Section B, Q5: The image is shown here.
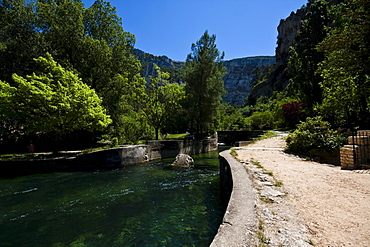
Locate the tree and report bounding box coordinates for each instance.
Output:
[134,66,185,140]
[317,0,370,128]
[287,0,330,114]
[0,0,45,83]
[0,53,111,145]
[182,31,226,137]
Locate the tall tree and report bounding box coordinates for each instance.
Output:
[287,0,330,114]
[182,31,226,137]
[317,0,370,127]
[0,54,111,143]
[134,66,185,140]
[0,0,44,83]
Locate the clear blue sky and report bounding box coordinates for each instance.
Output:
[82,0,307,61]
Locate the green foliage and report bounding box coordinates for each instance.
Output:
[0,53,111,137]
[110,137,119,147]
[230,149,238,157]
[165,133,190,140]
[244,91,301,130]
[287,0,330,114]
[0,0,44,82]
[182,30,227,136]
[317,0,370,128]
[285,116,347,154]
[133,66,185,140]
[258,131,278,141]
[245,111,274,130]
[217,102,250,130]
[0,0,145,149]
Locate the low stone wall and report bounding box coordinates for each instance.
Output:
[147,138,218,160]
[210,150,257,247]
[1,145,150,177]
[1,138,218,177]
[218,130,264,146]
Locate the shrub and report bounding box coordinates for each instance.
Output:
[285,116,347,154]
[110,137,119,147]
[245,111,274,130]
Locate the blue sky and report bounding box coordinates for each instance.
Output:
[82,0,307,61]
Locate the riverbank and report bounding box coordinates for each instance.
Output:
[233,131,370,246]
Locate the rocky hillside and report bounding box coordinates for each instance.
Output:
[248,7,307,101]
[223,56,275,105]
[134,49,275,105]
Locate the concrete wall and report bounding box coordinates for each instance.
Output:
[217,130,264,146]
[147,138,218,160]
[1,138,217,177]
[210,150,257,246]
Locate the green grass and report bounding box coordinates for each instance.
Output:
[164,133,190,140]
[251,160,264,169]
[258,131,278,141]
[230,149,238,157]
[264,171,274,176]
[0,153,31,160]
[274,181,283,187]
[257,230,270,245]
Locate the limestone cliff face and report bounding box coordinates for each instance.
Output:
[222,57,275,105]
[133,49,275,105]
[248,7,307,100]
[133,49,183,80]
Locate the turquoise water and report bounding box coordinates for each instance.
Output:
[0,152,225,246]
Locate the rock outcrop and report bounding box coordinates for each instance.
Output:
[222,57,275,105]
[133,49,183,83]
[134,48,276,105]
[248,8,307,101]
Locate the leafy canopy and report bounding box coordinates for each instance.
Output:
[0,53,112,135]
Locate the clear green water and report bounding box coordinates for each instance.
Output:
[0,152,225,247]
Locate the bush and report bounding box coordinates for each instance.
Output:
[286,116,347,154]
[245,111,274,130]
[110,137,119,147]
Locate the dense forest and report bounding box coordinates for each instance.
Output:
[0,0,369,155]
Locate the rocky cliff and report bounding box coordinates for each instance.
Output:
[133,49,183,82]
[248,8,307,101]
[222,57,275,105]
[134,49,275,105]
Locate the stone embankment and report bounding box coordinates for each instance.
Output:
[1,138,217,178]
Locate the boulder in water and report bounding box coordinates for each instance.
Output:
[171,154,194,167]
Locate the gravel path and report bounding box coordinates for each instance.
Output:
[235,132,370,247]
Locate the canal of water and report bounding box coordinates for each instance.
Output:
[0,151,226,246]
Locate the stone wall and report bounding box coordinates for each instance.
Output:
[147,138,218,160]
[1,139,218,177]
[217,130,265,146]
[210,150,257,246]
[340,130,370,169]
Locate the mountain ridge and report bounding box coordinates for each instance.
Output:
[133,48,275,105]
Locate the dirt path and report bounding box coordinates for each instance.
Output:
[235,132,370,247]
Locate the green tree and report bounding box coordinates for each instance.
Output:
[317,0,370,127]
[0,0,44,83]
[134,66,185,140]
[287,0,330,114]
[0,54,111,145]
[182,31,226,137]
